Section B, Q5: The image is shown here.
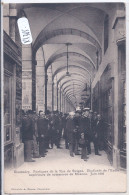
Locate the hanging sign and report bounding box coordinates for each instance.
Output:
[17,17,32,44]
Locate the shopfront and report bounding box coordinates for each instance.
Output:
[4,31,24,168]
[118,40,126,169]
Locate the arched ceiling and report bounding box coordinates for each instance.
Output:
[56,72,88,86]
[50,59,93,78]
[55,73,89,89]
[60,79,86,90]
[16,3,117,108]
[55,71,89,106]
[52,65,90,81]
[45,51,96,70]
[64,87,84,106]
[63,84,84,93]
[22,5,106,43]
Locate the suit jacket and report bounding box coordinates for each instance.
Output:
[81,116,90,133]
[66,118,76,143]
[94,119,104,138]
[22,116,34,141]
[37,117,48,138]
[73,116,81,129]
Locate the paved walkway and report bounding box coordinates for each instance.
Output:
[4,140,126,194]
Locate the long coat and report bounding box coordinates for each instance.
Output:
[37,117,48,139]
[66,117,76,144]
[22,116,34,141]
[73,116,81,129]
[80,116,90,133]
[63,116,68,138]
[93,119,104,140]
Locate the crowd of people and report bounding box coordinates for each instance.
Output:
[22,107,104,162]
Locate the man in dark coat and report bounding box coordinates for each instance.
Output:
[63,114,69,149]
[81,108,91,154]
[96,114,104,151]
[73,109,82,155]
[93,114,103,155]
[37,111,49,157]
[32,111,40,158]
[49,112,55,149]
[66,112,75,157]
[89,110,95,152]
[53,112,62,148]
[22,110,35,162]
[45,111,51,149]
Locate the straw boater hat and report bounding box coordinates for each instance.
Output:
[75,107,81,113]
[68,112,75,118]
[83,107,90,111]
[69,111,75,116]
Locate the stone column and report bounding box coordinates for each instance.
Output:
[22,45,32,111]
[58,86,60,112]
[36,47,45,113]
[54,82,57,111]
[45,69,48,114]
[66,98,69,113]
[3,4,10,34]
[47,66,52,112]
[64,94,66,113]
[62,93,64,113]
[57,84,59,111]
[112,10,125,168]
[60,87,62,112]
[9,4,17,42]
[52,82,54,112]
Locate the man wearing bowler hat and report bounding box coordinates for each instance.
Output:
[73,107,82,155]
[81,107,91,154]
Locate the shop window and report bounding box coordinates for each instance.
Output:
[118,41,126,168]
[101,87,113,145]
[122,81,126,149]
[118,42,126,150]
[104,15,109,53]
[4,75,12,144]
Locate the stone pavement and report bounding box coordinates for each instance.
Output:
[4,140,126,194]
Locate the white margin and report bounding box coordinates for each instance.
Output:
[1,2,4,195]
[1,1,129,195]
[1,0,128,3]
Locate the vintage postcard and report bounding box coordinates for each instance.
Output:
[1,0,127,194]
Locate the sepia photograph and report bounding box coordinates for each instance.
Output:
[1,1,127,194]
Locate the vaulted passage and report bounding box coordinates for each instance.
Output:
[3,2,126,184]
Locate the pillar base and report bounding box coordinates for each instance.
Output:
[113,145,120,169]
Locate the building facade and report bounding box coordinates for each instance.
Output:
[4,4,24,167]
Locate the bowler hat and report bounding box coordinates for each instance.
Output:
[83,107,90,111]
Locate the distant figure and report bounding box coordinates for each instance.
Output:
[93,112,97,121]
